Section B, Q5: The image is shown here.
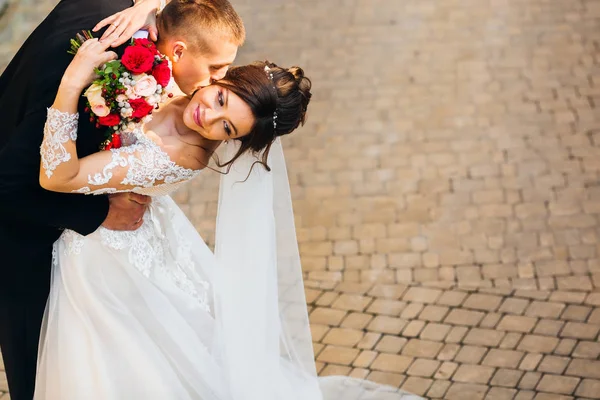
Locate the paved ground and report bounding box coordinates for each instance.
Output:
[1,0,600,398]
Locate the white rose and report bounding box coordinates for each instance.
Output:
[126,86,140,100]
[116,94,128,103]
[120,108,133,118]
[134,75,158,98]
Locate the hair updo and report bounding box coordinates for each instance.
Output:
[215,61,312,170]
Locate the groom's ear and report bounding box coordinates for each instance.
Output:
[172,41,188,63]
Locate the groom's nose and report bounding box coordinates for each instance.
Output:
[210,66,229,83]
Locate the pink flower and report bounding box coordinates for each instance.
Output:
[91,103,110,117]
[84,84,110,116]
[133,75,158,97]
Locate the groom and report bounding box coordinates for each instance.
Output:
[0,0,244,398]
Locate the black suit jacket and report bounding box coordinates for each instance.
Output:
[0,0,133,299]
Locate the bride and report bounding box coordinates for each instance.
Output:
[35,38,421,399]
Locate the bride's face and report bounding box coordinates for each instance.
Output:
[182,84,255,141]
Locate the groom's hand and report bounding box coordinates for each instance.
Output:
[102,193,151,231]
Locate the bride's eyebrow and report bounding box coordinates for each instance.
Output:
[225,89,239,137]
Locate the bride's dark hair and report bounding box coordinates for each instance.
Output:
[214,61,312,171]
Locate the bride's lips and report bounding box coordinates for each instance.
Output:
[194,106,204,129]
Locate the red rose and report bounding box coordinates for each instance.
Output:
[97,113,121,126]
[129,98,154,118]
[111,133,122,149]
[133,38,159,55]
[121,45,154,74]
[152,61,171,87]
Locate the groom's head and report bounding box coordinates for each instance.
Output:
[156,0,245,94]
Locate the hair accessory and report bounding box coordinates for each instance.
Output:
[264,65,278,130]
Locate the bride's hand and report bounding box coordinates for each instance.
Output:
[93,0,161,48]
[62,39,118,91]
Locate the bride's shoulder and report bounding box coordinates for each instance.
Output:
[151,133,209,172]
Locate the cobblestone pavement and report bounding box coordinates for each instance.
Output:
[1,0,600,398]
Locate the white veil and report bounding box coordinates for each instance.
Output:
[213,139,423,400]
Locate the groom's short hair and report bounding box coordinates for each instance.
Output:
[158,0,245,53]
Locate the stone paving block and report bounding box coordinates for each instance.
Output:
[561,305,592,322]
[366,316,406,335]
[486,387,518,400]
[491,368,524,388]
[520,354,544,371]
[322,328,364,347]
[453,364,496,384]
[464,328,506,347]
[575,379,600,399]
[434,361,458,380]
[520,372,543,390]
[437,291,468,307]
[400,303,424,320]
[497,315,538,333]
[370,354,413,374]
[525,301,566,319]
[463,293,504,312]
[316,345,360,366]
[483,349,525,369]
[419,322,452,342]
[499,332,522,350]
[445,309,486,326]
[406,359,440,378]
[536,374,580,395]
[426,380,451,399]
[572,341,600,359]
[402,287,442,304]
[554,339,577,357]
[480,313,503,329]
[352,350,378,368]
[418,305,450,322]
[537,355,571,375]
[518,335,560,354]
[366,371,405,388]
[310,307,347,326]
[401,339,444,359]
[445,382,488,400]
[455,345,489,365]
[499,298,531,315]
[356,332,382,350]
[444,326,469,343]
[566,359,600,379]
[374,335,406,354]
[340,312,373,330]
[331,294,373,312]
[401,377,433,396]
[534,319,566,336]
[560,322,600,340]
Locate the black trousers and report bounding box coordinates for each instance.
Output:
[0,236,52,400]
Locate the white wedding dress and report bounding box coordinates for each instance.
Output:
[35,114,422,400]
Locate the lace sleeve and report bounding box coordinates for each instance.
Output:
[40,108,79,178]
[75,138,198,195]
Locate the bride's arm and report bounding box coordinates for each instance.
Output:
[39,39,184,195]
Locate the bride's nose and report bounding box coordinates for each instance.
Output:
[204,108,223,126]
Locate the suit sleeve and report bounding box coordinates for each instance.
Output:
[0,109,109,236]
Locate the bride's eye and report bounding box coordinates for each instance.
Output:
[223,121,232,136]
[217,90,225,107]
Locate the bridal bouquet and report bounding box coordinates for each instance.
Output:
[70,31,173,150]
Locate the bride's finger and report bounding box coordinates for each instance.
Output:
[111,23,138,47]
[93,13,119,33]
